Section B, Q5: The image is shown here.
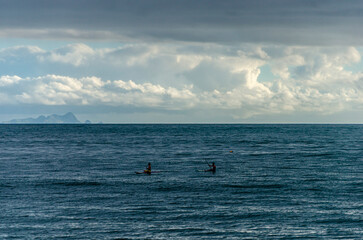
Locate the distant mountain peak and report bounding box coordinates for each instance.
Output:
[58,112,79,123]
[5,112,81,124]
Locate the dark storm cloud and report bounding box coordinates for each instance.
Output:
[1,0,363,44]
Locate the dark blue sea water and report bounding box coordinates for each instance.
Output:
[0,124,362,239]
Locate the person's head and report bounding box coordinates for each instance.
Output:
[148,162,151,165]
[212,162,215,165]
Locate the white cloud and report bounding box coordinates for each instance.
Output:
[40,43,96,66]
[0,43,362,121]
[0,74,196,109]
[0,75,22,86]
[113,79,196,108]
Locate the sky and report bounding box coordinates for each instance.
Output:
[1,0,363,123]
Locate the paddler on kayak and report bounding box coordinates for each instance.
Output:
[144,162,151,174]
[205,162,216,173]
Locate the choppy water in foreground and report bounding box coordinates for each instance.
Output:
[0,124,362,239]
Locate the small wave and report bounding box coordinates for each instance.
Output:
[156,185,199,192]
[302,152,334,157]
[224,184,284,189]
[0,183,15,189]
[53,181,103,186]
[306,187,324,192]
[33,180,104,187]
[303,178,326,182]
[315,218,363,224]
[174,152,193,156]
[156,186,179,192]
[164,227,205,233]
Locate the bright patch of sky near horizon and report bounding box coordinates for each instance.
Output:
[1,0,363,123]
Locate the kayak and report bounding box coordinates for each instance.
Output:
[196,169,216,172]
[135,171,161,174]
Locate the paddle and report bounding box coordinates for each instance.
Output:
[204,159,211,168]
[135,170,163,174]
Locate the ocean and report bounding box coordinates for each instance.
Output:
[0,124,362,239]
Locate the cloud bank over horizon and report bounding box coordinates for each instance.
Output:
[0,0,363,122]
[1,43,362,122]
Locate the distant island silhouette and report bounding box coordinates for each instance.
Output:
[4,112,90,124]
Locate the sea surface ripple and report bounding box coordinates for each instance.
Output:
[0,124,362,239]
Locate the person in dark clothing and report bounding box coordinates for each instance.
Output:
[206,162,216,173]
[144,162,151,174]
